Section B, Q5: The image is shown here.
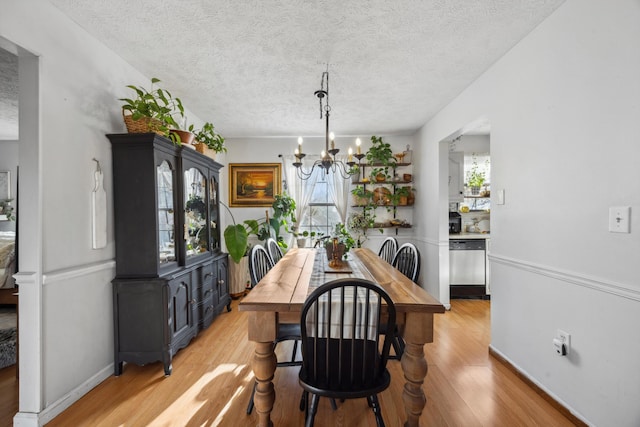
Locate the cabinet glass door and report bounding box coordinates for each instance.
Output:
[157,161,176,265]
[184,167,209,258]
[209,175,220,251]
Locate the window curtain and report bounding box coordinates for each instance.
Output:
[327,154,351,225]
[282,155,320,236]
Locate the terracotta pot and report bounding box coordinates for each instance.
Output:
[375,173,386,182]
[170,129,196,145]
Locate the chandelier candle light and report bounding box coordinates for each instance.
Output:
[293,70,365,180]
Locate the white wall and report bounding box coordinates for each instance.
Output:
[223,135,416,254]
[416,0,640,425]
[1,0,204,423]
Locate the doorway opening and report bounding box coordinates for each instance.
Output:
[0,35,42,425]
[439,117,491,308]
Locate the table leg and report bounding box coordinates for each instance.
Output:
[247,312,278,427]
[252,341,277,427]
[400,312,433,427]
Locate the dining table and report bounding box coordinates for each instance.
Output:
[238,247,445,427]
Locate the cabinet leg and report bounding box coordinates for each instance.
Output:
[114,361,123,376]
[163,351,173,376]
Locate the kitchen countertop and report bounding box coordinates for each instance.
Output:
[449,232,490,239]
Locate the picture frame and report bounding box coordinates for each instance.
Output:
[0,171,10,200]
[228,163,281,207]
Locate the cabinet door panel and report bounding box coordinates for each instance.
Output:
[169,273,193,337]
[184,166,209,258]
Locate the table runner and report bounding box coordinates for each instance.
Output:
[307,250,380,340]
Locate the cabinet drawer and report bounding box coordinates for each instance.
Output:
[200,301,216,329]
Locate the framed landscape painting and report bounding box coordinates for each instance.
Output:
[228,163,281,207]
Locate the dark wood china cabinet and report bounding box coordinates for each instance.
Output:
[108,133,230,376]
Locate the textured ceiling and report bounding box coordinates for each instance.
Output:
[4,0,566,139]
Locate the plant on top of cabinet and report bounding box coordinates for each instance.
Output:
[120,77,185,143]
[365,136,397,181]
[188,121,226,153]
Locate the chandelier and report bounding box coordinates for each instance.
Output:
[293,70,364,180]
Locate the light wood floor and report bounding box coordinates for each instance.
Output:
[0,299,577,426]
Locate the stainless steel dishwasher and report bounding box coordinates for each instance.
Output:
[449,239,487,298]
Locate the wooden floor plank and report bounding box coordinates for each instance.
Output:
[0,298,578,426]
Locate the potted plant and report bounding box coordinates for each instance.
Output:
[292,228,323,248]
[351,185,373,206]
[466,157,486,195]
[325,223,356,261]
[189,122,226,158]
[365,136,397,181]
[223,193,296,263]
[347,211,374,247]
[392,186,411,206]
[120,77,185,144]
[347,164,361,183]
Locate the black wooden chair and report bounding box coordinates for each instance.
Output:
[377,237,398,264]
[383,243,421,360]
[266,237,283,264]
[298,278,396,427]
[392,242,421,283]
[246,244,302,414]
[248,244,274,288]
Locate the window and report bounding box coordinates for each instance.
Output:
[463,153,491,211]
[298,174,341,241]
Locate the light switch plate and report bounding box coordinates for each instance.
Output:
[496,189,505,205]
[609,206,630,233]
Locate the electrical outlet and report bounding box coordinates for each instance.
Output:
[609,206,630,233]
[556,329,570,355]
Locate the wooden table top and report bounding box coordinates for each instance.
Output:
[239,247,444,314]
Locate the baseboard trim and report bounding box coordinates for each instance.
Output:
[37,364,113,425]
[488,346,588,427]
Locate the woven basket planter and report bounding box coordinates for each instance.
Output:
[122,113,165,136]
[195,142,217,160]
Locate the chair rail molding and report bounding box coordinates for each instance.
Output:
[489,253,640,302]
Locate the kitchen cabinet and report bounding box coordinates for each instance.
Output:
[448,151,464,202]
[108,133,230,376]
